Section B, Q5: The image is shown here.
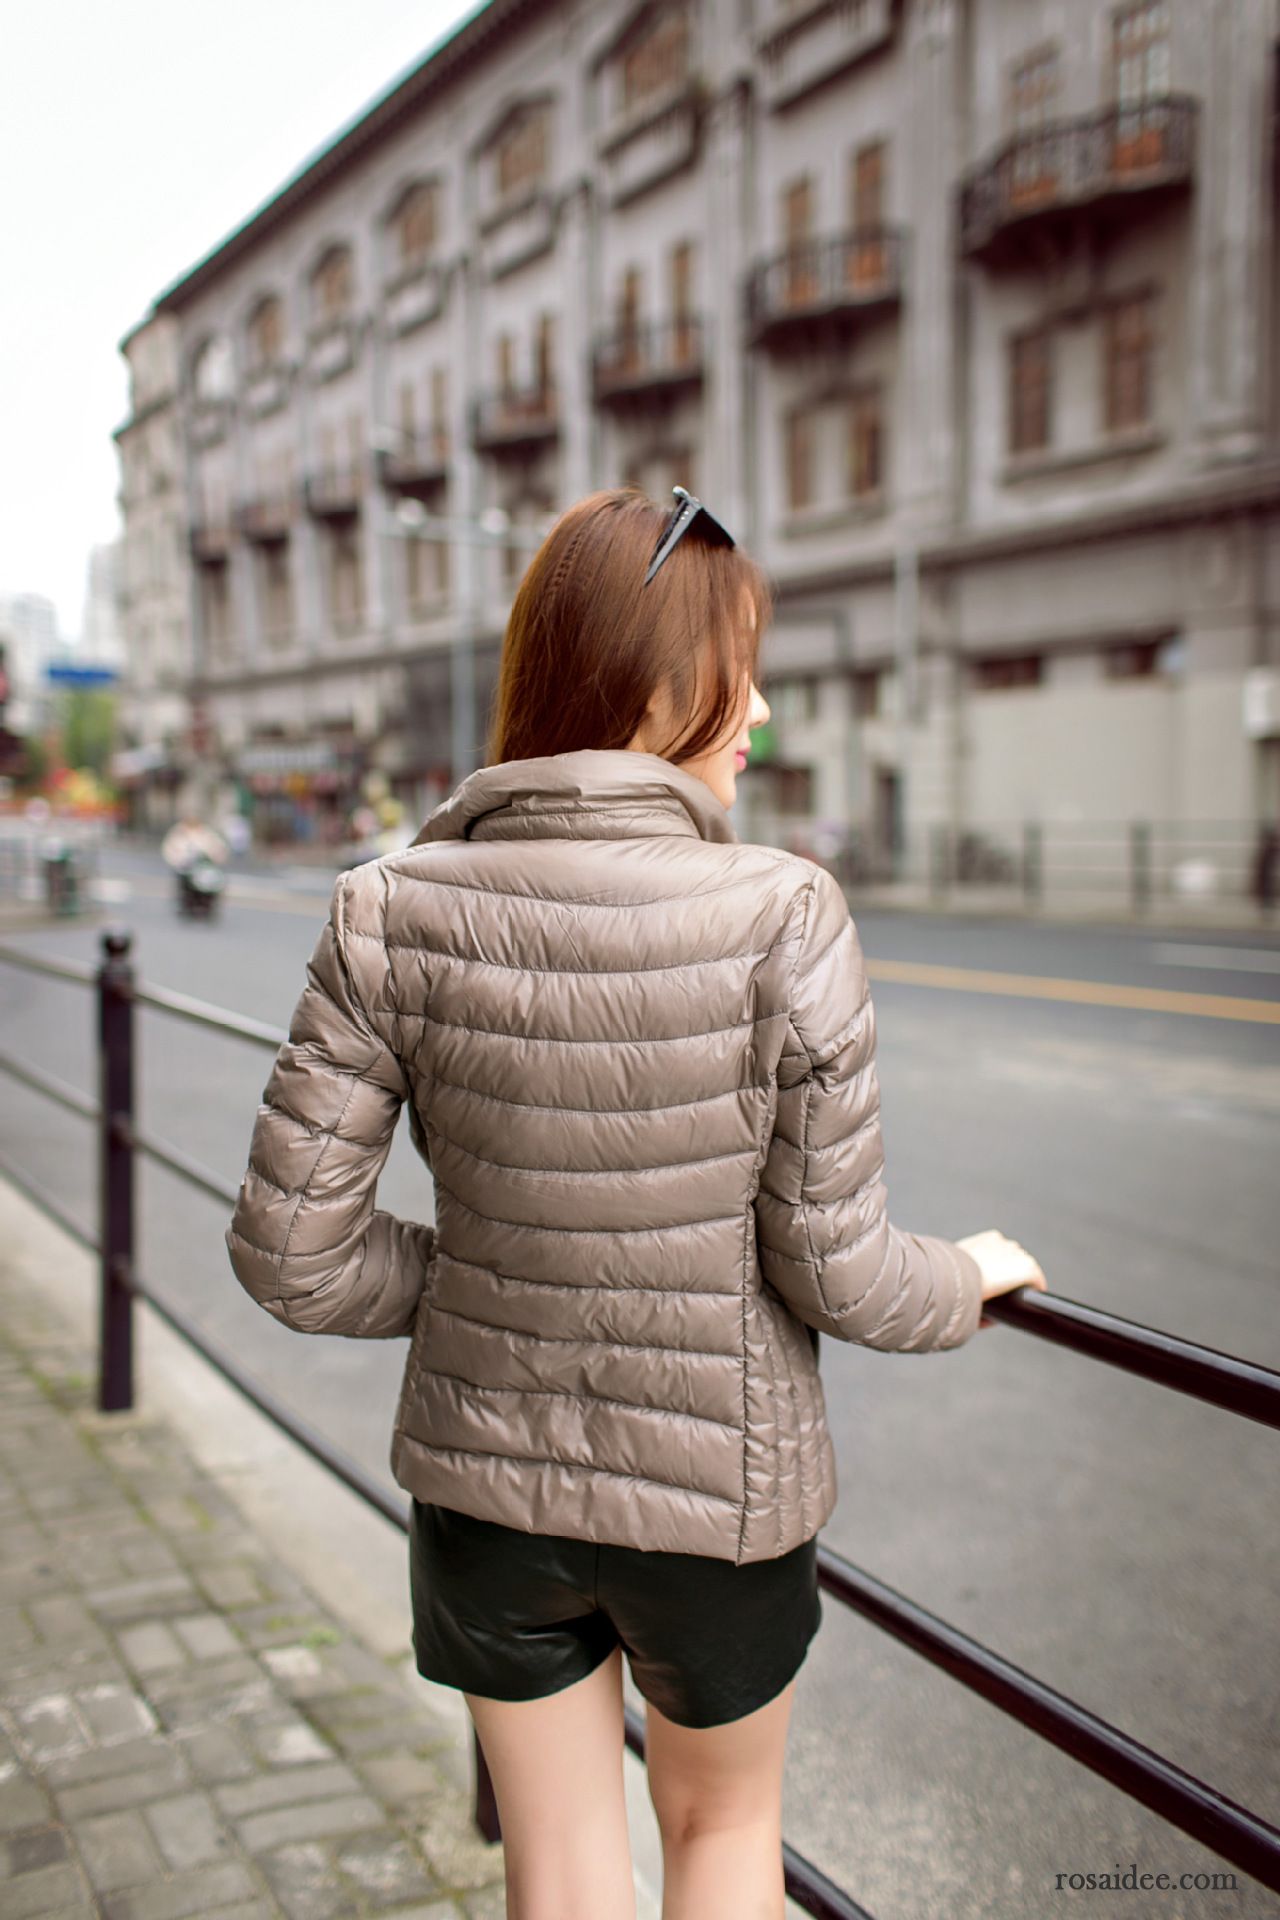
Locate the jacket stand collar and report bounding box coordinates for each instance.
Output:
[411,749,740,847]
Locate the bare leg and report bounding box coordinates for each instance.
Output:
[644,1677,798,1920]
[464,1645,635,1920]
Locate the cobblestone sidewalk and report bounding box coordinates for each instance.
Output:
[0,1266,508,1920]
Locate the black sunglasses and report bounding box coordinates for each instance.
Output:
[642,485,736,587]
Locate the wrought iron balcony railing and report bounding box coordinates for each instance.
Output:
[746,227,904,349]
[592,315,705,407]
[960,95,1198,264]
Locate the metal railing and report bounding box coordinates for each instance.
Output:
[0,926,1277,1916]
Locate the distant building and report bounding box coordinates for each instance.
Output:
[0,591,68,739]
[121,0,1280,872]
[80,542,125,671]
[111,314,192,828]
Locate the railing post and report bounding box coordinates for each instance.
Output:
[472,1724,502,1844]
[1021,821,1042,907]
[1130,819,1152,914]
[97,927,135,1413]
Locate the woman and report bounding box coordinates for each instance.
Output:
[226,485,1046,1920]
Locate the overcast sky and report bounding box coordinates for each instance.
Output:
[2,0,479,643]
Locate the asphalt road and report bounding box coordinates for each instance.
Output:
[2,846,1277,1919]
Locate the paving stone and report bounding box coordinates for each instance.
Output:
[170,1723,256,1786]
[412,1787,505,1895]
[334,1827,437,1906]
[235,1790,386,1854]
[143,1788,233,1870]
[53,1756,193,1822]
[43,1734,173,1790]
[3,1821,71,1872]
[247,1718,334,1767]
[86,1575,202,1626]
[194,1565,266,1612]
[171,1612,240,1661]
[357,1750,452,1808]
[73,1682,158,1746]
[214,1760,363,1820]
[26,1595,103,1647]
[118,1621,187,1675]
[96,1857,257,1919]
[0,1858,91,1916]
[8,1693,92,1767]
[257,1840,360,1920]
[75,1806,165,1893]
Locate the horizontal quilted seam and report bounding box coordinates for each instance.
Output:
[418,1365,742,1432]
[431,1135,760,1180]
[432,1175,745,1239]
[424,1299,739,1362]
[400,1008,787,1042]
[428,1073,757,1118]
[393,1433,742,1509]
[346,930,776,976]
[434,1248,741,1299]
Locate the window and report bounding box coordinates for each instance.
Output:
[846,388,883,498]
[1103,638,1161,678]
[1103,292,1155,431]
[496,332,515,391]
[200,562,232,662]
[328,523,363,634]
[394,182,437,273]
[621,7,689,110]
[192,336,233,403]
[1113,1,1170,106]
[258,546,293,644]
[768,677,819,724]
[782,177,817,307]
[535,312,556,396]
[972,654,1043,691]
[785,406,816,511]
[247,297,283,370]
[1008,328,1052,454]
[496,105,550,198]
[1112,1,1171,169]
[847,142,887,286]
[1009,45,1061,203]
[312,247,354,325]
[853,669,880,719]
[670,241,696,361]
[618,267,644,370]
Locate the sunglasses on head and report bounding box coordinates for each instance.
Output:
[642,485,737,587]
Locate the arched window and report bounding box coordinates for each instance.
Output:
[621,6,689,110]
[496,105,550,197]
[191,335,234,403]
[311,245,355,324]
[247,295,284,370]
[392,182,437,273]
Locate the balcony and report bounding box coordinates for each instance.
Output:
[188,520,231,563]
[470,382,560,455]
[383,260,450,337]
[378,430,451,492]
[746,228,904,351]
[303,469,363,519]
[243,363,290,419]
[592,316,705,412]
[754,0,898,113]
[959,95,1198,268]
[235,495,293,544]
[307,317,357,383]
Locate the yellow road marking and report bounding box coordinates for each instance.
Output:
[866,957,1280,1025]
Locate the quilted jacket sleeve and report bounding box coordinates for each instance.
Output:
[225,871,434,1338]
[755,863,983,1352]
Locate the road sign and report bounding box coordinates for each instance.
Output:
[46,663,120,688]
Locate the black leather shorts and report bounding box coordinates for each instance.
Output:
[408,1499,822,1730]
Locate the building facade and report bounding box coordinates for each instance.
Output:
[112,315,193,828]
[120,0,1280,877]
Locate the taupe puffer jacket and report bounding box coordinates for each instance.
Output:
[226,750,984,1563]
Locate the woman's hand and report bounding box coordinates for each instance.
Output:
[955,1228,1048,1330]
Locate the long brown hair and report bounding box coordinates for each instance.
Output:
[486,487,774,765]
